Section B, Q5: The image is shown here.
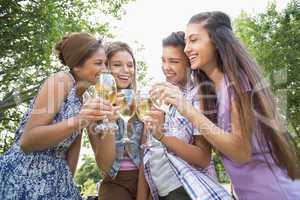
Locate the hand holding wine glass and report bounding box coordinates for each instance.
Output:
[108,92,123,121]
[149,86,170,113]
[75,97,113,130]
[143,106,166,142]
[136,89,156,148]
[89,72,118,134]
[150,82,188,117]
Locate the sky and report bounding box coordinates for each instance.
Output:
[110,0,289,82]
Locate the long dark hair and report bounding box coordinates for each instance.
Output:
[189,11,299,179]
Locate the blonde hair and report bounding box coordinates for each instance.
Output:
[105,41,137,91]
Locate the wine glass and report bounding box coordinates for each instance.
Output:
[94,72,118,134]
[136,89,156,148]
[118,89,136,143]
[151,91,170,113]
[150,86,178,133]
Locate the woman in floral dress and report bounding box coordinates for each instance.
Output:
[0,32,115,199]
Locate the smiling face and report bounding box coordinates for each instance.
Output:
[109,50,135,89]
[162,46,189,86]
[74,47,106,85]
[184,23,218,72]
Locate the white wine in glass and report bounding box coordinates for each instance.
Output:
[136,89,156,148]
[118,89,136,143]
[94,72,118,133]
[95,74,117,104]
[136,99,152,121]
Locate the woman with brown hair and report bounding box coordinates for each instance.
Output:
[88,41,144,200]
[154,11,300,199]
[0,32,113,199]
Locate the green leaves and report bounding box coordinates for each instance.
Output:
[75,155,101,196]
[0,0,135,154]
[235,0,300,149]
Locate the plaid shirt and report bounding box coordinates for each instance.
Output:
[143,83,232,200]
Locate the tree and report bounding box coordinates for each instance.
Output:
[75,154,101,196]
[234,0,300,150]
[0,0,134,154]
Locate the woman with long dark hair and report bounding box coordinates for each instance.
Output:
[154,11,300,199]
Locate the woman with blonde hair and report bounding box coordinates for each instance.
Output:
[88,41,144,200]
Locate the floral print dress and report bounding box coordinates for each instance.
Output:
[0,72,83,200]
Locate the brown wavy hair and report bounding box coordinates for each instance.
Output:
[54,32,103,69]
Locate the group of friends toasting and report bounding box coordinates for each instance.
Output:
[1,11,300,200]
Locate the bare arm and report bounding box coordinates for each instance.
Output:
[158,133,211,168]
[137,162,150,200]
[163,134,212,167]
[184,99,251,164]
[149,110,211,168]
[20,72,80,153]
[88,129,116,176]
[66,133,83,176]
[153,82,251,165]
[20,72,110,153]
[87,94,122,176]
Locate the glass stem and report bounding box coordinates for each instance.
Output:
[123,119,129,139]
[103,116,109,124]
[103,116,109,132]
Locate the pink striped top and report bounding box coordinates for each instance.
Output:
[119,156,138,171]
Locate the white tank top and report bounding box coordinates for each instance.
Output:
[149,142,182,197]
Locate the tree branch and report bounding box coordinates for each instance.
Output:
[290,119,300,138]
[0,85,39,111]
